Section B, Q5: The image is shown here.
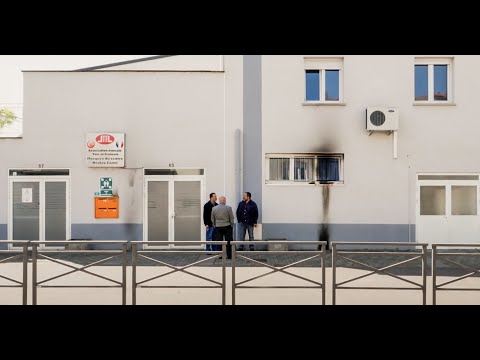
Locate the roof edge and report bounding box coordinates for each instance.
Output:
[74,55,175,71]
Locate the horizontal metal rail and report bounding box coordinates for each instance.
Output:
[332,242,428,305]
[0,241,29,305]
[231,241,326,305]
[31,241,128,305]
[131,241,227,305]
[432,244,480,305]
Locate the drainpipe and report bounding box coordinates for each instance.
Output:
[407,154,413,243]
[235,129,243,212]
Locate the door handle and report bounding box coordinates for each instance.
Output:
[172,213,176,218]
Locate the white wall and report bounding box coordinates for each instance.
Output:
[262,55,480,225]
[0,70,234,225]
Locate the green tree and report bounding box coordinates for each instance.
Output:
[0,108,16,129]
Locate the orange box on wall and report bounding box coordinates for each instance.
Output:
[95,196,119,219]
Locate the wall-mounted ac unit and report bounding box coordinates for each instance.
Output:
[366,107,399,131]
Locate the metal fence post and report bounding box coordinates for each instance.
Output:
[122,243,127,306]
[422,244,427,305]
[432,245,437,306]
[222,243,226,306]
[32,243,37,306]
[132,243,137,306]
[232,243,236,306]
[332,243,337,306]
[22,244,28,306]
[321,243,326,306]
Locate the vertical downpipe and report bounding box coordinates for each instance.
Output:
[407,154,411,243]
[235,129,243,213]
[408,154,416,243]
[393,131,398,159]
[223,59,227,196]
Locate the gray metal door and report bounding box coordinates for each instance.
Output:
[12,182,40,241]
[9,176,70,249]
[174,181,201,244]
[45,182,67,244]
[145,175,205,248]
[147,181,169,244]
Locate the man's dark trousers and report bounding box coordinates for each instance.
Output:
[216,226,233,259]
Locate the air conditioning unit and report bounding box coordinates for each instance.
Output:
[366,107,399,131]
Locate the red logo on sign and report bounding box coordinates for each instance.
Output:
[96,134,115,145]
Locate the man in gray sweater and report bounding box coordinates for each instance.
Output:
[211,196,235,259]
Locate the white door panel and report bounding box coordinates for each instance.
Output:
[417,177,480,245]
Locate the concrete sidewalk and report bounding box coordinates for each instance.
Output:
[0,259,479,305]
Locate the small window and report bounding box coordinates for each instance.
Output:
[269,158,290,181]
[420,186,446,215]
[434,65,448,101]
[415,65,428,101]
[325,70,340,101]
[306,70,320,101]
[294,158,315,181]
[304,58,343,103]
[418,175,479,181]
[317,157,340,182]
[452,186,477,216]
[267,154,344,184]
[414,58,453,103]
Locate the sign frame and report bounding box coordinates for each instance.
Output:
[86,133,125,168]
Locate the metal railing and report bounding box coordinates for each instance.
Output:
[231,241,327,305]
[432,243,480,305]
[31,241,128,305]
[0,241,29,305]
[332,242,428,305]
[7,239,480,305]
[131,241,227,305]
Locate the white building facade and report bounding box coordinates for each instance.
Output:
[0,55,478,248]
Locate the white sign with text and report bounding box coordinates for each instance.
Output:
[22,188,33,203]
[86,133,125,168]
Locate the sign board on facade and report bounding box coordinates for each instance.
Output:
[86,133,125,168]
[100,177,113,196]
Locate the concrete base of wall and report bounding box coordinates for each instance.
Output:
[71,224,143,241]
[262,223,416,245]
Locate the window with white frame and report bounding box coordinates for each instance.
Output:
[266,154,344,184]
[414,58,453,103]
[304,58,343,103]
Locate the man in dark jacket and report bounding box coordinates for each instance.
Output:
[203,193,218,252]
[236,192,259,251]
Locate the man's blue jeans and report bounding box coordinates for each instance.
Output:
[206,227,216,252]
[237,223,255,251]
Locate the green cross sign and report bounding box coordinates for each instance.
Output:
[100,177,113,196]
